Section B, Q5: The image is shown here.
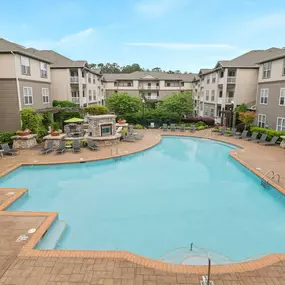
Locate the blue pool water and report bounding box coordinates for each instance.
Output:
[1,136,285,264]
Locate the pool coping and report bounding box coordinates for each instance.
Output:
[1,132,285,274]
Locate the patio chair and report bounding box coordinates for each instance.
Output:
[260,136,279,146]
[244,132,258,141]
[180,124,186,132]
[170,124,176,132]
[190,124,196,133]
[235,130,248,139]
[224,128,236,137]
[122,135,136,142]
[56,141,66,154]
[162,124,168,131]
[217,126,226,135]
[255,134,268,143]
[40,140,54,154]
[87,139,99,151]
[1,143,19,156]
[72,140,81,152]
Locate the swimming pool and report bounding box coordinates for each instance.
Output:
[1,136,285,264]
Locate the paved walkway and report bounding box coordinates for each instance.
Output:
[0,129,285,284]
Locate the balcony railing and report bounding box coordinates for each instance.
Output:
[70,76,79,83]
[227,76,236,84]
[139,85,159,90]
[71,97,80,104]
[226,97,234,104]
[146,95,159,100]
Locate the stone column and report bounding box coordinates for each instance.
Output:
[221,68,228,110]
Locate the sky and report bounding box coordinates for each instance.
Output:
[1,0,285,73]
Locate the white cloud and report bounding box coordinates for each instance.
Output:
[135,0,188,18]
[125,42,237,50]
[23,28,94,50]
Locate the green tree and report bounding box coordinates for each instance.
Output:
[239,111,255,129]
[236,103,247,113]
[160,91,194,117]
[85,105,109,115]
[106,92,141,117]
[152,67,163,72]
[121,63,144,73]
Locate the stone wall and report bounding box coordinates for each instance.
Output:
[87,115,116,137]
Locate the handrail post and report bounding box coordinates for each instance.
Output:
[207,258,211,285]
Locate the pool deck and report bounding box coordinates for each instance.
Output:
[0,129,285,284]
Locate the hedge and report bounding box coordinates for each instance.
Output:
[250,126,285,141]
[85,105,109,115]
[183,116,215,126]
[0,131,16,145]
[53,100,77,107]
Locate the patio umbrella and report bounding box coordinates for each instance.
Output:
[64,117,84,123]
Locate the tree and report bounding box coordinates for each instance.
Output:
[236,103,247,113]
[152,67,163,72]
[121,63,144,73]
[239,112,255,129]
[106,92,141,117]
[160,91,194,117]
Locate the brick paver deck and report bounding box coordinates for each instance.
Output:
[0,129,285,284]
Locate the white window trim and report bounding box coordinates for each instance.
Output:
[276,117,285,132]
[23,87,33,106]
[40,62,48,78]
[42,88,49,104]
[260,88,269,105]
[21,56,31,75]
[279,88,285,106]
[262,62,272,79]
[282,58,285,76]
[258,114,266,128]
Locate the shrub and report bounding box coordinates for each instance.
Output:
[53,100,76,107]
[20,108,47,138]
[195,121,207,128]
[0,131,16,145]
[239,112,255,129]
[134,124,144,129]
[51,122,59,131]
[250,127,285,141]
[183,116,215,126]
[65,141,72,146]
[197,126,206,130]
[81,139,88,147]
[85,105,109,115]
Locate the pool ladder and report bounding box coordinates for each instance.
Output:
[261,170,280,188]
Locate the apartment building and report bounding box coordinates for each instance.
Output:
[194,48,285,119]
[104,71,196,101]
[256,51,285,131]
[0,38,52,132]
[27,49,106,107]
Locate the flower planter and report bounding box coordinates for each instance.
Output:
[51,131,60,136]
[18,132,31,136]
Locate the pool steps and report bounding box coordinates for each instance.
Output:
[36,220,66,249]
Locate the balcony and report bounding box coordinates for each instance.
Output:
[139,85,159,90]
[70,76,86,84]
[146,95,159,100]
[226,97,234,104]
[227,76,236,84]
[71,97,80,104]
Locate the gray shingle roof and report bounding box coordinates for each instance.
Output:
[0,38,52,63]
[257,50,285,64]
[104,71,196,82]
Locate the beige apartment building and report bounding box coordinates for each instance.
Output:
[27,49,106,107]
[0,38,52,132]
[193,48,285,119]
[104,71,196,101]
[256,51,285,131]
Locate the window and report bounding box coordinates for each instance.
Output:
[200,103,203,111]
[148,92,151,96]
[228,70,236,77]
[147,82,151,87]
[228,91,234,98]
[260,89,269,104]
[258,114,266,128]
[127,82,132,87]
[93,90,96,101]
[206,90,209,100]
[212,75,216,83]
[166,82,170,87]
[83,91,85,97]
[207,76,210,84]
[210,108,214,117]
[89,90,92,101]
[88,75,91,83]
[40,62,47,78]
[283,59,285,76]
[219,91,223,98]
[21,56,30,75]
[114,82,117,86]
[280,89,285,106]
[211,90,215,101]
[42,88,49,104]
[156,82,159,87]
[93,75,96,84]
[277,117,285,131]
[23,87,33,105]
[263,62,272,78]
[220,71,224,78]
[181,82,184,86]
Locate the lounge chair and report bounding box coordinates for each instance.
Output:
[170,124,176,132]
[129,133,143,140]
[260,136,279,146]
[122,135,136,142]
[180,124,186,132]
[40,140,54,154]
[235,130,248,139]
[56,141,66,154]
[190,125,196,133]
[1,143,19,156]
[87,139,99,151]
[224,128,236,137]
[244,132,258,141]
[72,140,81,152]
[255,134,268,143]
[217,126,226,135]
[162,124,168,131]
